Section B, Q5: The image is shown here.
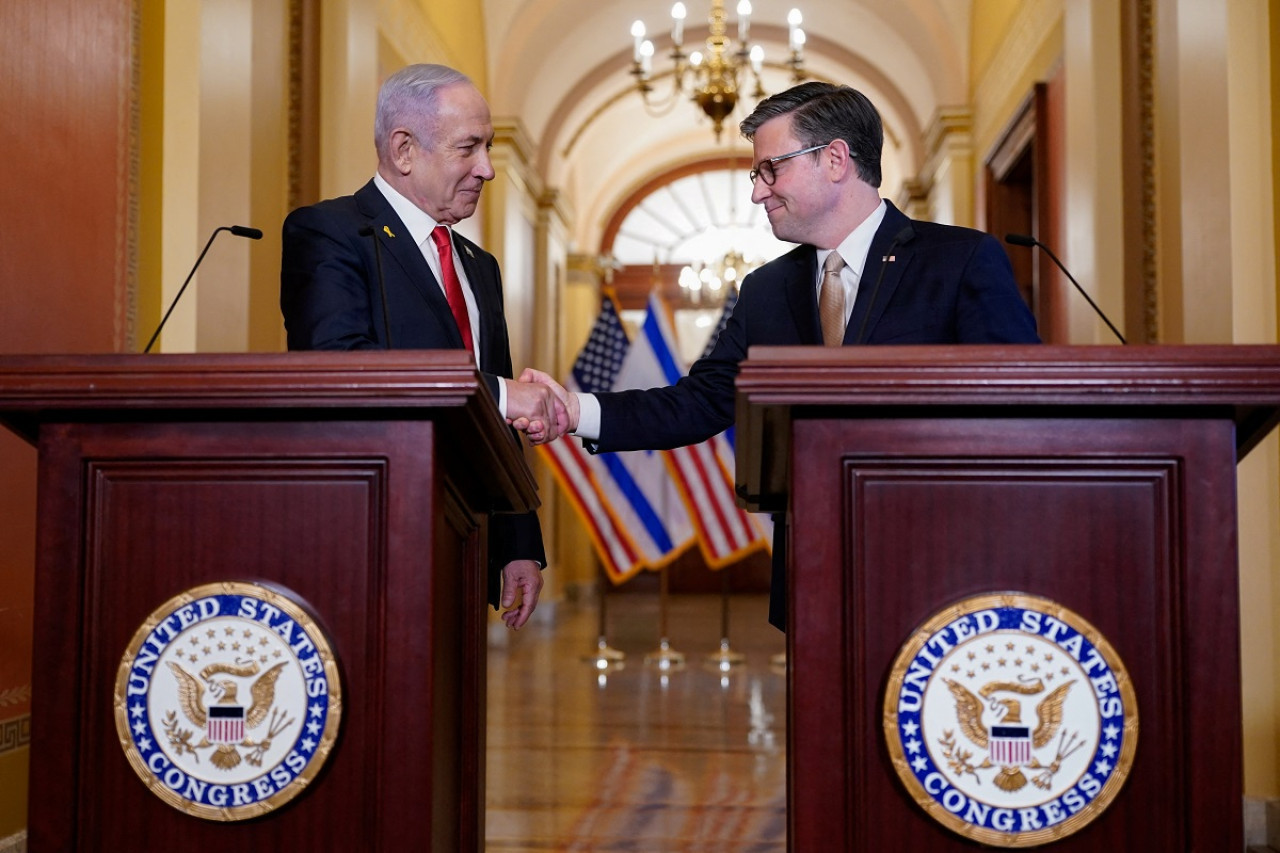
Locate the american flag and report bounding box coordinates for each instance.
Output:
[208,704,245,744]
[697,285,774,553]
[632,293,767,568]
[700,285,739,358]
[538,293,694,583]
[989,725,1032,766]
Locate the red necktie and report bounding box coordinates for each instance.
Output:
[429,225,474,352]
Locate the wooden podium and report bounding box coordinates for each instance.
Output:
[0,352,537,851]
[736,345,1280,851]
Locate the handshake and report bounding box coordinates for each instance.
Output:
[505,369,580,446]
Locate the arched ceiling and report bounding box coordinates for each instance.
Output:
[480,0,973,253]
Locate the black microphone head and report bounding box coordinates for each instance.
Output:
[1005,233,1037,247]
[229,225,263,240]
[893,224,916,245]
[357,225,375,237]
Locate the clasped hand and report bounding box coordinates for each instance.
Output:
[507,368,578,445]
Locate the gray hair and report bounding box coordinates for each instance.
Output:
[374,64,472,161]
[740,82,883,188]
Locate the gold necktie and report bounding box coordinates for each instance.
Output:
[819,251,846,347]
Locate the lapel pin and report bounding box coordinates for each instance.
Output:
[882,254,897,262]
[464,245,475,258]
[383,225,395,238]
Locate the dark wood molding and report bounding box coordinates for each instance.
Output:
[737,344,1280,850]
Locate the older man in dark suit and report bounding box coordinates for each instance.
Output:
[521,81,1040,630]
[280,63,556,629]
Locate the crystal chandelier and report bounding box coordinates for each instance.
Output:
[629,1,806,141]
[677,249,761,306]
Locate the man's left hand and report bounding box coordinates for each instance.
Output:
[500,559,543,629]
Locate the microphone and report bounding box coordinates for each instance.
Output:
[853,224,915,344]
[1005,233,1126,344]
[143,225,262,353]
[358,225,394,348]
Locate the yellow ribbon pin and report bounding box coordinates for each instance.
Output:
[383,225,395,238]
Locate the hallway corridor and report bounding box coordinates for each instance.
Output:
[486,593,787,851]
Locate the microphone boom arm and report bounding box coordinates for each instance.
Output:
[143,225,262,353]
[1006,234,1126,344]
[145,227,222,353]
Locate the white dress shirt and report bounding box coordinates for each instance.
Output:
[372,173,508,414]
[573,200,889,441]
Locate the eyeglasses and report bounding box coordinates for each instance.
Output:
[748,143,833,186]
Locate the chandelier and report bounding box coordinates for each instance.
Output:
[677,249,761,306]
[629,1,806,141]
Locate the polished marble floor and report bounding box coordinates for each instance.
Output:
[486,593,787,852]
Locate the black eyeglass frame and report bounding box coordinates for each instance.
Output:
[748,142,836,186]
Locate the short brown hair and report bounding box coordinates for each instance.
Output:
[740,82,883,188]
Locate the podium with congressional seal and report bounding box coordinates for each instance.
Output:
[0,351,537,851]
[736,345,1280,851]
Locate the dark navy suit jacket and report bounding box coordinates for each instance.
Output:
[590,201,1040,628]
[280,179,547,604]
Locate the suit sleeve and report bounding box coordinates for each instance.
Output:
[281,203,387,351]
[282,205,505,399]
[954,234,1041,343]
[467,244,549,598]
[592,281,751,453]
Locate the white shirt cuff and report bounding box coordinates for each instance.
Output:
[497,376,508,419]
[575,393,602,440]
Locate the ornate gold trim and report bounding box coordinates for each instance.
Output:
[119,0,142,353]
[1137,0,1158,342]
[288,0,302,212]
[0,715,31,755]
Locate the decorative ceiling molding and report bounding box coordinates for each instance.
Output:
[970,0,1062,154]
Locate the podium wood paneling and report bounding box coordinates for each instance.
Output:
[736,345,1280,852]
[0,352,536,852]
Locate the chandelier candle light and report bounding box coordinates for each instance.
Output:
[678,248,755,306]
[629,1,806,141]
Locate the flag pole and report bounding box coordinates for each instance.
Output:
[644,566,685,670]
[581,567,625,669]
[705,568,745,671]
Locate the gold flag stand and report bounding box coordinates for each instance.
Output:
[705,569,745,671]
[581,571,625,670]
[644,566,685,670]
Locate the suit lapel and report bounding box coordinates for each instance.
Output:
[353,181,466,350]
[845,202,915,344]
[454,233,499,370]
[785,248,823,345]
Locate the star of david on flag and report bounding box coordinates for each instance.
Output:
[537,292,695,583]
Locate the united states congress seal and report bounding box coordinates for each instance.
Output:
[883,593,1137,846]
[114,581,342,820]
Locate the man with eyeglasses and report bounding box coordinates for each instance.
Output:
[519,81,1039,630]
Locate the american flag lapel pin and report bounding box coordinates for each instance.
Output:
[883,253,897,262]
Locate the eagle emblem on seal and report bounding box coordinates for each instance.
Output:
[165,659,291,770]
[941,677,1083,792]
[883,595,1139,845]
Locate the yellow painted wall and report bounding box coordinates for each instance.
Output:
[138,0,166,346]
[0,751,27,835]
[970,0,1023,87]
[410,1,488,91]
